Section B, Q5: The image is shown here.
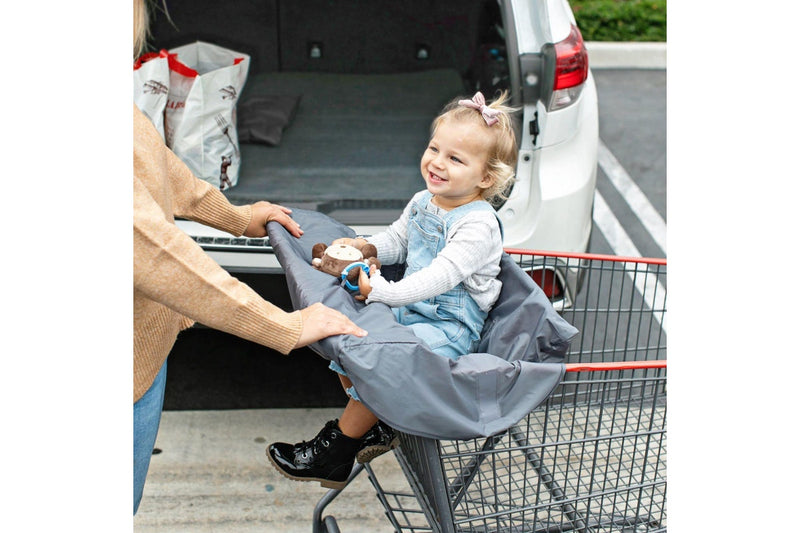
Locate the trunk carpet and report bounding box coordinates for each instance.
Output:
[224,69,466,208]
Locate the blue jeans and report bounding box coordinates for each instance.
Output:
[133,360,167,514]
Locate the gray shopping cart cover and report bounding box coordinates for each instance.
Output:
[268,209,578,440]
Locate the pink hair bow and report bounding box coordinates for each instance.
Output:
[458,92,501,126]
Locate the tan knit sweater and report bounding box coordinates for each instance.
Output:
[134,104,303,402]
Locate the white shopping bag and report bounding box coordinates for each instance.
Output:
[165,42,250,190]
[133,51,170,140]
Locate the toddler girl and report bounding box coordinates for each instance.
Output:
[267,91,518,489]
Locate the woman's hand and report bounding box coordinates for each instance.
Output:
[293,302,367,349]
[245,201,303,238]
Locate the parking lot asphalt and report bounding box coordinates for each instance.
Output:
[134,43,667,532]
[134,408,403,533]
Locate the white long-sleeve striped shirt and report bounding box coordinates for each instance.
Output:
[365,191,503,312]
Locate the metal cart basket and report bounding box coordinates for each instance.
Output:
[313,250,667,533]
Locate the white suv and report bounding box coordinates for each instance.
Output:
[147,0,598,302]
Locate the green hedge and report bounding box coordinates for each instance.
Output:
[570,0,666,42]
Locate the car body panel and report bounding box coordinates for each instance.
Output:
[156,0,599,274]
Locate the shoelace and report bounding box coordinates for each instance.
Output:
[298,422,336,458]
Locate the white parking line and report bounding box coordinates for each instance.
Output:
[592,190,642,259]
[597,140,666,255]
[593,191,667,332]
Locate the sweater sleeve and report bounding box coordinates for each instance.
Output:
[165,146,253,237]
[365,214,498,307]
[133,174,302,354]
[365,256,461,307]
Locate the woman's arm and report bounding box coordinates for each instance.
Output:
[134,173,303,353]
[164,146,254,236]
[163,139,303,239]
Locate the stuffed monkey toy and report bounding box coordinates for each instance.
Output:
[311,241,381,295]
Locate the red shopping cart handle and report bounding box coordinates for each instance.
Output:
[503,248,667,266]
[565,360,667,372]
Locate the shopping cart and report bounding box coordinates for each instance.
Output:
[312,250,667,533]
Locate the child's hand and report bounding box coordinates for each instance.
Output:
[355,267,373,301]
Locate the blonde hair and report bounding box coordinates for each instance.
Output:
[431,91,518,203]
[134,0,172,59]
[133,0,149,59]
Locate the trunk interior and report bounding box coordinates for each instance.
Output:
[150,0,511,224]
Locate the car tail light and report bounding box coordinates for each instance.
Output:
[548,24,588,111]
[528,268,564,300]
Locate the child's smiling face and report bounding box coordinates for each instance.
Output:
[420,117,494,210]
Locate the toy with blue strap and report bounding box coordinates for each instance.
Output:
[341,262,370,291]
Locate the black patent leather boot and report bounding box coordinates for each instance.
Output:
[356,420,399,464]
[267,419,361,489]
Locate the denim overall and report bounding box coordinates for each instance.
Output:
[393,191,498,360]
[331,191,501,400]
